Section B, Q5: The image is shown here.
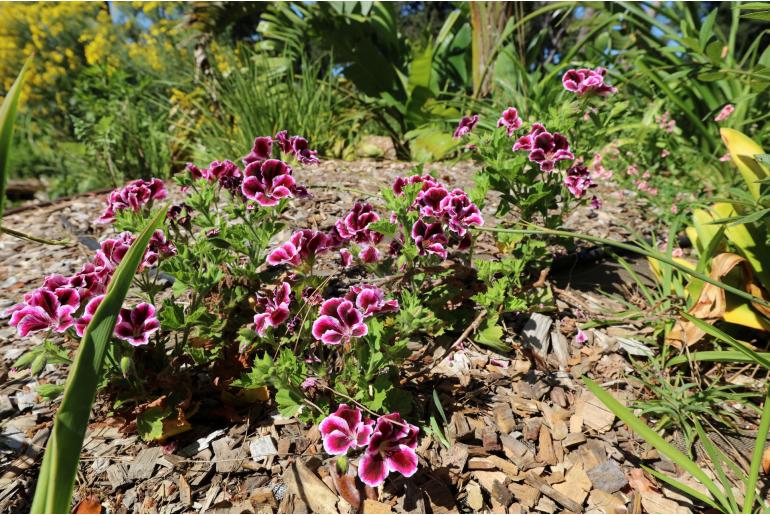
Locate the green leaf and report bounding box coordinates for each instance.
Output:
[666,350,770,367]
[31,205,167,514]
[275,388,303,417]
[474,315,509,353]
[744,384,770,511]
[432,389,448,424]
[36,384,65,401]
[0,57,30,220]
[429,414,451,449]
[642,465,720,510]
[137,407,171,442]
[368,220,398,237]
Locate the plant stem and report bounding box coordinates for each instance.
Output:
[743,383,770,512]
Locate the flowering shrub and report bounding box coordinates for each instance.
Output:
[10,128,489,494]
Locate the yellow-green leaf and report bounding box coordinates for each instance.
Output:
[720,128,769,201]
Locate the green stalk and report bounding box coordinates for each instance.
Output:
[474,225,770,309]
[743,384,770,512]
[0,57,31,219]
[31,206,167,513]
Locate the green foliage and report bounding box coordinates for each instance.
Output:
[0,57,29,219]
[69,66,176,185]
[196,48,353,160]
[13,340,71,377]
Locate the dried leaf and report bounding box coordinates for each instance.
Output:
[667,253,765,346]
[73,495,101,514]
[627,468,656,494]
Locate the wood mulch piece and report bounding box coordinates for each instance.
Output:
[0,159,713,513]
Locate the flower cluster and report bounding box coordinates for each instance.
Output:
[656,112,676,133]
[266,229,331,268]
[497,107,522,137]
[452,114,478,139]
[513,123,575,172]
[245,131,320,165]
[320,404,419,487]
[563,165,596,198]
[311,285,397,346]
[562,67,617,97]
[253,282,292,336]
[393,175,484,258]
[242,159,302,207]
[97,178,168,224]
[331,202,384,264]
[311,298,368,346]
[185,132,316,203]
[7,282,159,346]
[6,228,171,343]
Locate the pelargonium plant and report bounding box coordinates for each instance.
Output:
[451,65,614,323]
[9,125,480,485]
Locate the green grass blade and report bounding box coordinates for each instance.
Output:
[666,350,770,367]
[30,206,167,513]
[744,384,770,512]
[692,420,739,512]
[681,312,770,371]
[0,57,31,219]
[641,465,721,511]
[583,376,730,509]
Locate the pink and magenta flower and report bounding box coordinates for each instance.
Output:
[8,287,80,337]
[67,263,108,301]
[253,282,292,336]
[242,159,297,207]
[497,107,522,136]
[273,131,319,164]
[114,303,160,346]
[97,178,168,224]
[562,67,617,97]
[243,136,274,165]
[411,219,448,260]
[416,186,449,218]
[205,160,241,182]
[319,404,374,455]
[392,174,440,196]
[358,413,420,487]
[290,136,320,165]
[335,202,381,242]
[453,114,479,139]
[564,165,596,198]
[74,294,106,337]
[714,104,735,122]
[439,189,483,236]
[311,298,368,345]
[513,124,574,172]
[345,285,399,318]
[266,230,331,268]
[340,249,353,268]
